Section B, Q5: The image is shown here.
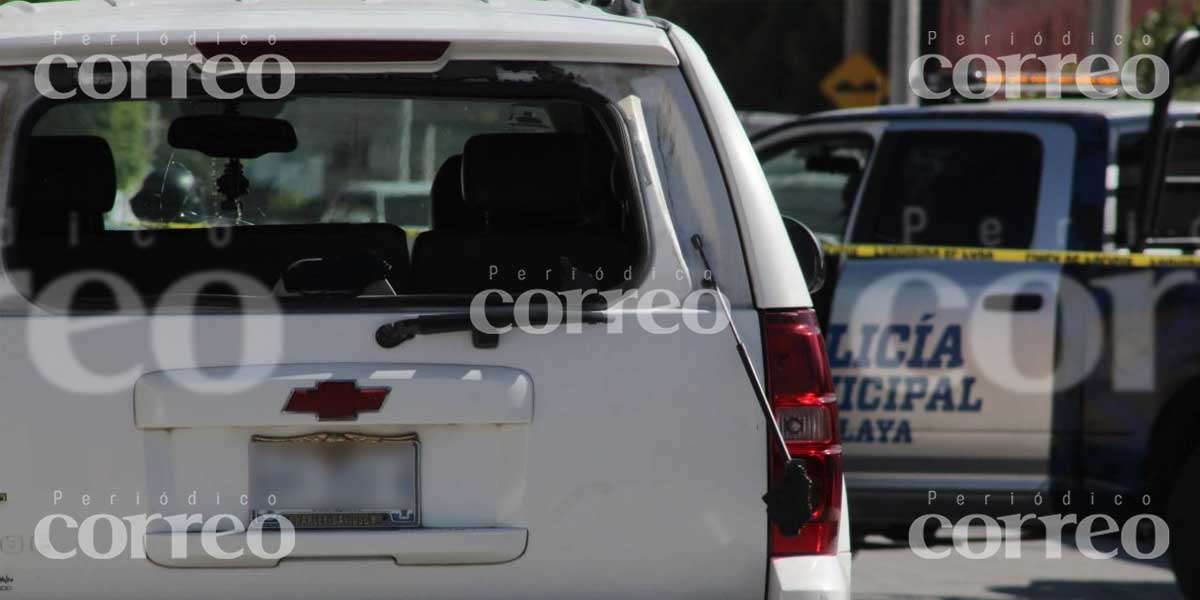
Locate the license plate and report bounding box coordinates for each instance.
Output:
[249,432,420,529]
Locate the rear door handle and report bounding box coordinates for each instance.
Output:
[982,293,1044,312]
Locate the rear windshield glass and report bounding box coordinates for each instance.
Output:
[9,89,644,310]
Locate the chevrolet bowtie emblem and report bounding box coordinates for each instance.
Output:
[283,381,390,421]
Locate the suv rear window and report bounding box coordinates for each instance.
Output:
[9,90,644,310]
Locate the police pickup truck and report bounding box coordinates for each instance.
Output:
[753,36,1200,596]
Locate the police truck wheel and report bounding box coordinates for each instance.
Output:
[849,524,868,554]
[1167,447,1200,599]
[884,519,940,547]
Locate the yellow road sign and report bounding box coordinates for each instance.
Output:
[820,53,888,109]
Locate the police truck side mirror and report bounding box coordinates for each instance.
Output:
[782,216,826,294]
[1137,27,1200,248]
[1148,122,1200,241]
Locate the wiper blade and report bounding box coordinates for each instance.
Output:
[375,304,610,349]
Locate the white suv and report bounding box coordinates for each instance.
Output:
[0,0,850,598]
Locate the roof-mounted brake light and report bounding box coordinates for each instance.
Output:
[196,40,450,63]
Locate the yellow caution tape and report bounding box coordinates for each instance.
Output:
[822,243,1200,268]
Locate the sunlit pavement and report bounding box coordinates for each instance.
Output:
[852,528,1182,600]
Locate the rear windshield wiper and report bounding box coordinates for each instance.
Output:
[375,303,610,349]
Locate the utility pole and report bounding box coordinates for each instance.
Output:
[398,99,413,181]
[844,0,869,57]
[1089,0,1130,64]
[889,0,920,105]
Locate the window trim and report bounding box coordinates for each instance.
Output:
[756,131,876,241]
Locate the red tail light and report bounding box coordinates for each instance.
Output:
[763,309,842,556]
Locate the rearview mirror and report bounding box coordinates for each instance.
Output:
[782,216,826,294]
[168,115,297,159]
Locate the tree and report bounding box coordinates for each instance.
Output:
[1132,0,1200,99]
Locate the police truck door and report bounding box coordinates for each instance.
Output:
[761,119,1075,526]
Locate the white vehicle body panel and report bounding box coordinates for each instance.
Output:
[668,26,812,311]
[669,25,849,598]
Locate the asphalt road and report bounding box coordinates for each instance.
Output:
[852,528,1182,600]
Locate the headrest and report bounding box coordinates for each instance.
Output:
[27,136,117,215]
[430,154,470,230]
[461,133,588,221]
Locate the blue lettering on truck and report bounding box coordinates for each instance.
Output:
[827,318,983,444]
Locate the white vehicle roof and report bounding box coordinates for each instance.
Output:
[0,0,677,67]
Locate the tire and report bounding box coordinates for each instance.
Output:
[849,524,868,554]
[884,519,940,546]
[1168,447,1200,599]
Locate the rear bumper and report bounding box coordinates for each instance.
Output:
[767,553,852,600]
